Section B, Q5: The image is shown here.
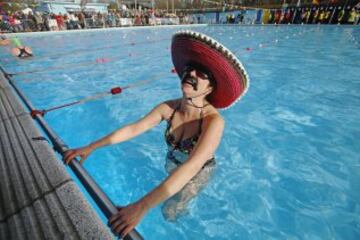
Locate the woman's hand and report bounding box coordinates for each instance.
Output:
[63,145,93,164]
[109,201,149,238]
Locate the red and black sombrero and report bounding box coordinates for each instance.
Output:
[171,30,250,109]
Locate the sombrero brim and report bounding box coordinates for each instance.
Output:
[171,30,250,109]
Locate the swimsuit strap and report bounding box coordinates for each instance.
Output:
[198,108,204,134]
[166,103,181,132]
[169,104,180,123]
[167,103,205,136]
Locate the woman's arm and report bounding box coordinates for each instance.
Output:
[64,102,173,164]
[109,114,225,237]
[89,102,170,149]
[141,115,224,207]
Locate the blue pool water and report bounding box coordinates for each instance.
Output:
[1,25,359,239]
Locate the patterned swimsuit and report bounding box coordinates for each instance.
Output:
[18,48,33,58]
[164,105,215,169]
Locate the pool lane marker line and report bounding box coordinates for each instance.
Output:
[3,36,169,64]
[6,39,174,77]
[2,27,292,74]
[28,71,174,118]
[8,46,173,79]
[2,36,171,65]
[12,50,172,83]
[5,27,320,81]
[5,57,112,76]
[234,26,319,54]
[11,27,288,77]
[2,27,285,67]
[1,25,319,67]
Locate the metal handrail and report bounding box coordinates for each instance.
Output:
[0,65,143,240]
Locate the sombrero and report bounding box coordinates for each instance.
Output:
[171,30,250,109]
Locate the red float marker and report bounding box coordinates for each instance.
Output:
[96,58,111,63]
[27,71,172,118]
[30,86,123,118]
[30,109,45,118]
[110,87,122,95]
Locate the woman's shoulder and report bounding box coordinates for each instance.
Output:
[161,99,181,110]
[156,99,181,119]
[203,107,224,125]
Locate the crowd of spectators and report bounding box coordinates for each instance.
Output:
[224,4,360,25]
[0,9,187,33]
[2,3,358,33]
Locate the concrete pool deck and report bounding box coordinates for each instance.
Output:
[0,71,113,239]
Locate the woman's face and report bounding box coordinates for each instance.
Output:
[181,68,213,98]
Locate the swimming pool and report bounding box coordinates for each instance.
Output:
[1,25,359,239]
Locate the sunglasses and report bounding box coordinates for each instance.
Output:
[182,66,210,80]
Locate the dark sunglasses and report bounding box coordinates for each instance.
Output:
[182,66,210,80]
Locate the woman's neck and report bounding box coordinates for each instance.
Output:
[180,97,208,119]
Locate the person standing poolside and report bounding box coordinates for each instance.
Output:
[64,31,250,238]
[353,6,360,25]
[324,9,331,23]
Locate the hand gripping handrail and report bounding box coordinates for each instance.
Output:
[0,65,143,240]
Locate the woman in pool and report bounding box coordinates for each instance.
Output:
[10,37,33,58]
[64,30,249,238]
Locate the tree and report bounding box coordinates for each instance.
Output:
[108,2,119,11]
[0,1,24,13]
